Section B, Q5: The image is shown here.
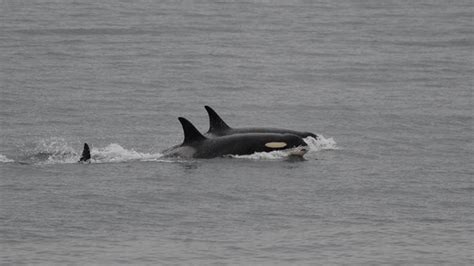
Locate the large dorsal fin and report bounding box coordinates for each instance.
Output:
[205,106,231,133]
[178,117,207,145]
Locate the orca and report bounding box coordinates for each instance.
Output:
[162,117,309,159]
[79,143,91,162]
[204,106,318,139]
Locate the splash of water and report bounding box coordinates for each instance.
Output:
[3,135,337,164]
[0,154,14,163]
[304,135,338,151]
[90,143,164,163]
[17,137,80,164]
[231,149,302,160]
[10,138,165,165]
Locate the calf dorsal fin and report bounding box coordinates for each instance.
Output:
[79,143,91,162]
[205,106,231,133]
[178,117,207,145]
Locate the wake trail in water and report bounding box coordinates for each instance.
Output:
[0,154,14,163]
[1,136,337,165]
[89,143,164,163]
[1,138,166,165]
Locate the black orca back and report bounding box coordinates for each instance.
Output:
[204,105,317,139]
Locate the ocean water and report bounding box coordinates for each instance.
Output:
[1,0,472,264]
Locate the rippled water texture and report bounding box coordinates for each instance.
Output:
[1,0,472,264]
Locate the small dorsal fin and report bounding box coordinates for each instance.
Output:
[204,106,231,133]
[178,117,207,145]
[79,143,91,162]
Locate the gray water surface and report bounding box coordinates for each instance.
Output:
[1,1,473,264]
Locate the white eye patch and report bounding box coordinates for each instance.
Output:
[265,142,287,149]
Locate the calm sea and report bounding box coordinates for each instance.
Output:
[1,0,472,264]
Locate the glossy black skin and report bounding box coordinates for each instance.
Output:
[207,127,317,139]
[163,117,309,159]
[204,105,318,139]
[189,133,308,159]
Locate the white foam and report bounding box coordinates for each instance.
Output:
[230,146,307,160]
[16,138,166,165]
[304,135,338,152]
[30,137,79,164]
[231,150,289,160]
[90,143,164,163]
[0,154,14,163]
